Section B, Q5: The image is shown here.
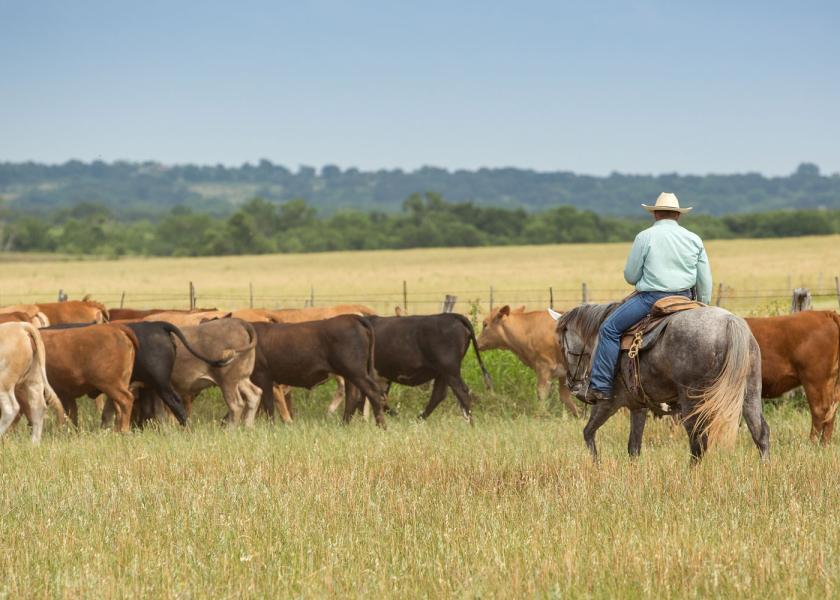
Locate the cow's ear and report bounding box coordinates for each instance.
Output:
[514,305,526,313]
[497,305,511,318]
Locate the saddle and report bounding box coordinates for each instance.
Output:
[620,296,706,353]
[618,295,705,407]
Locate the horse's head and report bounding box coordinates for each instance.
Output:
[556,303,617,392]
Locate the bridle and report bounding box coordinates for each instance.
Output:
[560,328,591,389]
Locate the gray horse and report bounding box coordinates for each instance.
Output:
[556,303,770,461]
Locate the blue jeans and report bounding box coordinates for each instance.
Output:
[589,291,690,394]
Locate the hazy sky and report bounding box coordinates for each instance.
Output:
[2,1,838,175]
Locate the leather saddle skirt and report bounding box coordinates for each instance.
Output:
[620,296,706,352]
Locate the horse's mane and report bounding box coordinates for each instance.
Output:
[557,302,620,346]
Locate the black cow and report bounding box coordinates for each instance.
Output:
[250,315,389,427]
[347,313,492,423]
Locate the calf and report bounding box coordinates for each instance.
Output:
[477,305,579,417]
[0,322,65,443]
[747,311,840,444]
[40,324,137,432]
[344,313,492,423]
[251,315,388,427]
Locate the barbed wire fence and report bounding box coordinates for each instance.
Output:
[2,276,839,317]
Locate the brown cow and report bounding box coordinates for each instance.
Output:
[0,305,50,327]
[143,310,232,327]
[0,322,65,443]
[109,307,218,321]
[250,316,388,427]
[267,304,376,323]
[747,311,840,444]
[40,324,137,432]
[231,308,275,323]
[477,305,579,417]
[37,300,109,324]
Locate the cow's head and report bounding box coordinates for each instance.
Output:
[477,305,525,350]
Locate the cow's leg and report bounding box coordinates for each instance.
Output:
[24,384,47,444]
[221,383,244,425]
[327,376,346,415]
[100,398,116,429]
[448,375,474,424]
[155,384,188,427]
[627,408,648,458]
[238,380,262,427]
[557,381,580,418]
[419,377,449,421]
[65,397,80,428]
[803,380,833,445]
[272,385,293,424]
[345,376,387,429]
[105,388,135,433]
[251,372,275,420]
[342,384,361,424]
[0,389,20,438]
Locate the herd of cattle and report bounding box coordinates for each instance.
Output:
[0,298,838,446]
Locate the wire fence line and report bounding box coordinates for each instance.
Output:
[2,281,839,316]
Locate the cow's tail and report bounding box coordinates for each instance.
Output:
[453,314,493,390]
[354,316,377,378]
[23,323,66,426]
[112,324,140,350]
[161,322,234,367]
[689,316,752,450]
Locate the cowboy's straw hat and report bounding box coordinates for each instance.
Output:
[641,192,693,214]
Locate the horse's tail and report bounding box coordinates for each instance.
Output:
[690,315,753,449]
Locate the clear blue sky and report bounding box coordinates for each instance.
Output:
[2,1,838,175]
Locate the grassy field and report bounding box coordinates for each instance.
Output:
[1,351,838,598]
[1,239,839,597]
[1,234,839,313]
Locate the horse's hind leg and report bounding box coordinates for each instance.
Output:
[627,408,648,458]
[583,401,619,460]
[743,361,770,458]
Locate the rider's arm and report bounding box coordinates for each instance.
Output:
[623,232,647,285]
[696,245,713,303]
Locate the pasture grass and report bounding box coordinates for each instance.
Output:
[1,352,837,598]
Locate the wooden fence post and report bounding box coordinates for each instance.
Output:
[581,282,588,304]
[249,282,254,308]
[549,286,554,310]
[403,280,408,312]
[119,291,125,309]
[189,282,196,310]
[715,283,723,307]
[310,286,315,307]
[835,276,840,309]
[791,288,812,313]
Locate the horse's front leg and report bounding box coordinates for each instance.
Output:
[627,408,648,458]
[583,401,619,460]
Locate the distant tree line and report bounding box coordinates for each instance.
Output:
[1,193,838,257]
[1,160,838,218]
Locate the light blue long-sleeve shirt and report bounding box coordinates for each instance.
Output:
[623,219,713,303]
